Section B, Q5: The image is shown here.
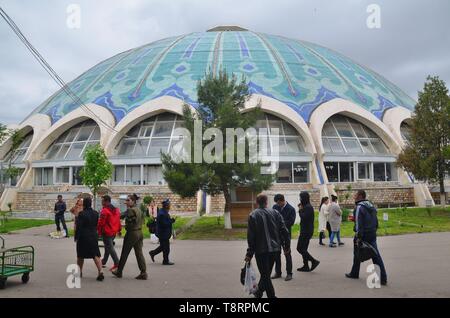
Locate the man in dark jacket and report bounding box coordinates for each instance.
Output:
[297,191,320,272]
[54,195,69,238]
[346,190,387,285]
[149,199,176,265]
[245,194,290,298]
[271,194,296,281]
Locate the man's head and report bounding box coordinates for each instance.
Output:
[331,195,338,203]
[354,190,367,202]
[83,197,92,210]
[274,194,285,208]
[256,194,268,209]
[57,195,63,202]
[299,191,310,206]
[162,199,171,211]
[102,195,112,207]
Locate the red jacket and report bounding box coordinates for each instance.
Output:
[97,205,121,237]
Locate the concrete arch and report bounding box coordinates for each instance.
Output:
[382,106,413,148]
[245,94,317,154]
[105,96,196,156]
[29,103,116,161]
[309,98,402,155]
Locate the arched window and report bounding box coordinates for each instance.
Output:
[116,113,182,157]
[45,120,100,160]
[322,115,388,154]
[3,132,33,164]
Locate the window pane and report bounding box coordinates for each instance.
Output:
[370,139,387,153]
[157,113,176,121]
[268,120,282,135]
[255,119,267,129]
[81,142,99,157]
[66,143,84,160]
[113,166,125,185]
[357,162,371,180]
[351,123,367,138]
[322,138,332,153]
[293,162,308,183]
[282,122,297,135]
[328,138,345,153]
[271,136,286,154]
[386,163,397,181]
[324,162,339,182]
[56,168,70,183]
[134,140,149,156]
[339,162,353,182]
[364,127,378,138]
[60,130,73,143]
[322,122,338,137]
[144,165,164,185]
[126,165,141,185]
[43,168,53,185]
[56,144,70,159]
[276,162,292,183]
[148,138,170,155]
[34,168,42,186]
[46,145,61,159]
[374,163,386,181]
[333,118,354,137]
[153,122,173,137]
[360,139,374,153]
[143,124,154,137]
[342,139,362,153]
[118,139,136,155]
[72,167,83,185]
[285,137,303,153]
[76,127,94,141]
[127,126,140,137]
[90,127,101,140]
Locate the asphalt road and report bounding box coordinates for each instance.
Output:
[1,225,449,298]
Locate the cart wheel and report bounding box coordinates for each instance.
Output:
[0,278,6,289]
[21,273,30,284]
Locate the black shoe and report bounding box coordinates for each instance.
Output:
[163,261,175,266]
[329,244,336,248]
[253,288,263,298]
[271,273,282,279]
[345,273,359,280]
[135,273,148,280]
[319,242,325,246]
[149,251,155,263]
[310,260,320,272]
[338,242,345,246]
[96,273,104,281]
[381,280,387,286]
[111,270,122,278]
[285,274,293,281]
[297,266,310,272]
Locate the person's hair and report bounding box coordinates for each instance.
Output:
[128,193,139,203]
[273,194,285,203]
[57,195,62,199]
[256,194,268,208]
[356,190,366,200]
[102,195,115,210]
[319,196,329,211]
[83,197,92,210]
[331,195,338,202]
[299,191,310,207]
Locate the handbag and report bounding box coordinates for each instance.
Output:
[146,218,157,234]
[357,240,378,263]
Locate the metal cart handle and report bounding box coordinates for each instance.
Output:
[0,235,4,249]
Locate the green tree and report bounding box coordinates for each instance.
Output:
[0,123,8,145]
[80,144,113,207]
[162,71,274,229]
[5,129,25,185]
[397,76,450,207]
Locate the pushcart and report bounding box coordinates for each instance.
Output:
[0,235,35,289]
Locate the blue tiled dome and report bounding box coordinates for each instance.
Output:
[31,30,416,124]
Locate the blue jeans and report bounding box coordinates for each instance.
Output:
[329,230,341,245]
[350,234,387,282]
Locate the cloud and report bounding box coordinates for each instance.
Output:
[0,0,449,124]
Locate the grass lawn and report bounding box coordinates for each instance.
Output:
[0,218,55,234]
[178,207,450,240]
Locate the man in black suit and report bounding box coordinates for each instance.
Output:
[271,194,296,281]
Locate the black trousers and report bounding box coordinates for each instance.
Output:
[55,214,68,233]
[255,252,279,298]
[274,230,292,275]
[151,238,170,263]
[349,235,387,282]
[297,233,317,267]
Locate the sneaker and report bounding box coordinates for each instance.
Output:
[135,273,148,280]
[319,242,325,246]
[96,273,104,282]
[345,273,359,280]
[109,264,118,271]
[310,260,320,272]
[297,266,310,272]
[285,274,293,281]
[271,273,282,279]
[381,280,388,286]
[111,270,122,278]
[162,261,175,266]
[338,242,345,246]
[149,251,155,263]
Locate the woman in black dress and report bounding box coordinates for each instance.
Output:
[73,197,104,281]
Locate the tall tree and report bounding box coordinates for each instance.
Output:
[5,129,25,186]
[80,144,113,208]
[162,71,274,228]
[397,76,450,207]
[0,124,8,145]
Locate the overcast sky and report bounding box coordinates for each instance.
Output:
[1,0,449,124]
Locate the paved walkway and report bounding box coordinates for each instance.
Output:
[1,225,450,298]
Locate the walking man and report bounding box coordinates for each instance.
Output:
[271,194,296,281]
[149,199,176,265]
[245,194,291,298]
[346,190,387,285]
[112,194,148,280]
[297,191,320,272]
[54,195,69,238]
[98,195,121,271]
